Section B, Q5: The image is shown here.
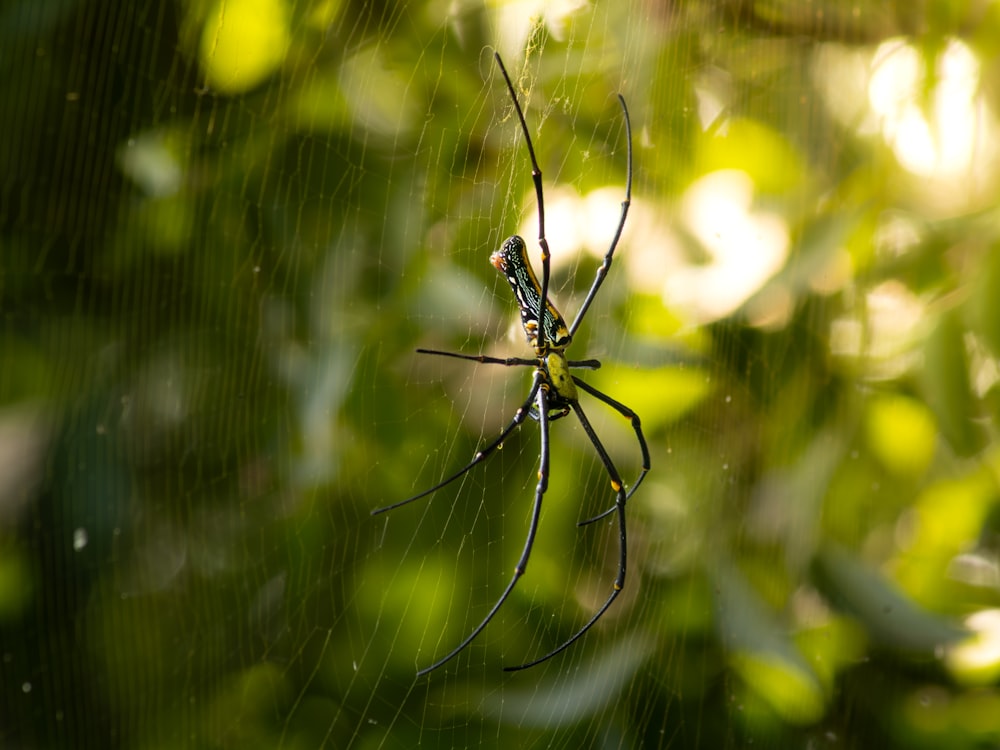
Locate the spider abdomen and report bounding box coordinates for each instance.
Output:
[491,235,571,349]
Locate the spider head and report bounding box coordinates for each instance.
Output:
[488,236,520,274]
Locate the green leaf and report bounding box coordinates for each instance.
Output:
[920,309,984,457]
[712,563,826,725]
[813,544,965,652]
[969,242,1000,358]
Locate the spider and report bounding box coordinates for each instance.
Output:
[373,52,649,674]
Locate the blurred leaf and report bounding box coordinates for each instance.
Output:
[713,562,826,725]
[891,461,1000,604]
[589,365,711,433]
[813,544,965,652]
[795,616,867,692]
[945,609,1000,686]
[479,631,655,728]
[865,393,937,478]
[357,550,466,674]
[920,308,984,457]
[696,118,806,194]
[0,546,31,621]
[766,208,860,296]
[203,663,291,746]
[969,241,1000,359]
[287,68,351,132]
[752,427,848,569]
[199,0,291,94]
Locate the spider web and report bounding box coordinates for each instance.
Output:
[4,1,1000,748]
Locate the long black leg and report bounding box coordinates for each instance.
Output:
[417,375,551,675]
[572,376,650,526]
[416,348,537,368]
[568,95,633,339]
[504,399,627,671]
[371,376,542,515]
[416,348,602,370]
[494,51,550,353]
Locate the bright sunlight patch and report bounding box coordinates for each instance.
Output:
[200,0,291,95]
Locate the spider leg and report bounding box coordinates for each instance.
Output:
[417,373,550,675]
[416,348,538,368]
[371,376,542,516]
[416,349,600,370]
[572,376,650,527]
[494,51,550,352]
[504,399,627,671]
[567,95,633,339]
[577,505,616,526]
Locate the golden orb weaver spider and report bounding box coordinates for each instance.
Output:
[373,52,649,674]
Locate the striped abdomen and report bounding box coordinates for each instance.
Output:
[490,236,571,350]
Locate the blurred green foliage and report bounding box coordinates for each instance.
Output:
[3,0,1000,748]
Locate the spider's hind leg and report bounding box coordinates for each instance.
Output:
[416,370,552,675]
[371,375,542,516]
[572,375,650,527]
[503,398,628,671]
